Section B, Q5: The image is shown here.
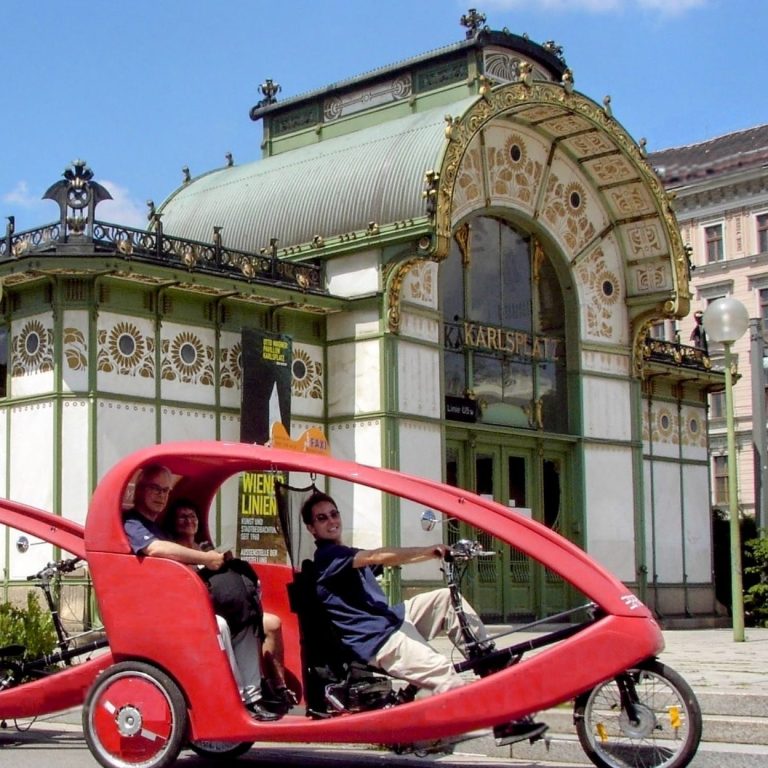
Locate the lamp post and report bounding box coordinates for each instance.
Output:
[703,297,750,641]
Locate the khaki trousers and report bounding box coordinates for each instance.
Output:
[371,587,487,693]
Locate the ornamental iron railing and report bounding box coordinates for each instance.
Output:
[1,160,323,293]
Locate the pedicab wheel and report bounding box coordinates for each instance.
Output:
[82,661,188,768]
[189,740,254,759]
[574,659,702,768]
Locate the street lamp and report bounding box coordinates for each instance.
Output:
[703,297,750,642]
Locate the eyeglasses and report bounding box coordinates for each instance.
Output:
[144,483,171,496]
[312,509,340,524]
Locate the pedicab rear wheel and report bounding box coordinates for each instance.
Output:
[82,661,187,768]
[574,659,701,768]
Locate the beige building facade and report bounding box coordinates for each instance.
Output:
[650,126,768,528]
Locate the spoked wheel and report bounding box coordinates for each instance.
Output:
[82,661,188,768]
[574,659,702,768]
[189,740,254,759]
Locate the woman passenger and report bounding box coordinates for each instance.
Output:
[165,499,297,713]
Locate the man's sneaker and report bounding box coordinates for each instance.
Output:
[493,717,548,746]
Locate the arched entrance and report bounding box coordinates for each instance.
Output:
[440,213,579,620]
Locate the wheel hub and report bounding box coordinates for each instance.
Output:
[618,703,656,739]
[116,705,143,737]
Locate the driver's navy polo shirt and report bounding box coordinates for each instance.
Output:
[314,539,405,664]
[124,510,168,554]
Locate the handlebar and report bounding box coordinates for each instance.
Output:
[27,556,82,581]
[444,539,497,561]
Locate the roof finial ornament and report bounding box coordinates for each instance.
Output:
[257,78,281,108]
[460,8,486,39]
[561,68,574,94]
[43,159,112,239]
[225,152,234,167]
[542,40,565,62]
[182,166,191,183]
[602,95,613,118]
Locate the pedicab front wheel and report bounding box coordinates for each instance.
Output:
[82,660,187,768]
[574,659,702,768]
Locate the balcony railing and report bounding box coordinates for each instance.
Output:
[1,219,324,294]
[643,336,711,371]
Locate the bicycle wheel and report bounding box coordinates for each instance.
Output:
[574,659,702,768]
[189,740,254,759]
[83,661,187,768]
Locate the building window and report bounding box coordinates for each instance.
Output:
[713,455,728,506]
[709,391,724,419]
[441,216,567,432]
[648,321,666,340]
[705,224,724,263]
[758,214,768,255]
[760,289,768,342]
[0,327,6,398]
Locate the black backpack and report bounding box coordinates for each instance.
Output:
[198,559,265,639]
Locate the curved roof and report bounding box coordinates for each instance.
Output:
[159,99,475,254]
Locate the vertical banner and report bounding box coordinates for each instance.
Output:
[238,328,292,562]
[240,328,292,445]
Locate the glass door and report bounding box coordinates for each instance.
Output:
[445,436,575,620]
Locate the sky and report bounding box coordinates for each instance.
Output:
[1,0,765,232]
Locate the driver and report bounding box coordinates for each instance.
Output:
[301,491,548,745]
[122,463,281,721]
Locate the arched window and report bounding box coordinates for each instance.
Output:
[442,216,568,432]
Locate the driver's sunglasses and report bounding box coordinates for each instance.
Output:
[145,482,172,496]
[313,509,340,523]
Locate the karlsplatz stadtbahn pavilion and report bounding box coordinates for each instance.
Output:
[0,18,722,624]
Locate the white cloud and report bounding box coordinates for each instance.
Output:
[3,178,148,231]
[2,181,39,207]
[482,0,707,13]
[97,180,149,230]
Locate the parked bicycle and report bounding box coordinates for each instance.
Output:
[0,549,109,693]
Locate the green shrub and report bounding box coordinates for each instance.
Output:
[0,592,57,658]
[744,534,768,627]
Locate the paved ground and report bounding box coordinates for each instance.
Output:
[647,626,768,695]
[30,625,768,730]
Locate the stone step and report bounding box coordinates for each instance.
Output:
[538,705,768,746]
[696,691,768,718]
[503,732,768,767]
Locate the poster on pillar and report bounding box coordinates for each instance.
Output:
[238,328,292,563]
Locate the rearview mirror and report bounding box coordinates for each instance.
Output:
[16,535,30,553]
[421,509,438,532]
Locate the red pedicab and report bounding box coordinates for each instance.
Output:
[73,440,701,768]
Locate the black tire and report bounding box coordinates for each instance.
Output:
[189,740,254,759]
[82,661,188,768]
[574,659,702,768]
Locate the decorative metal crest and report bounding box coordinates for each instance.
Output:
[43,159,112,237]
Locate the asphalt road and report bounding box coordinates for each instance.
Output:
[0,721,570,768]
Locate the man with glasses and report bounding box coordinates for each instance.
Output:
[122,463,281,721]
[123,464,226,569]
[300,491,547,745]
